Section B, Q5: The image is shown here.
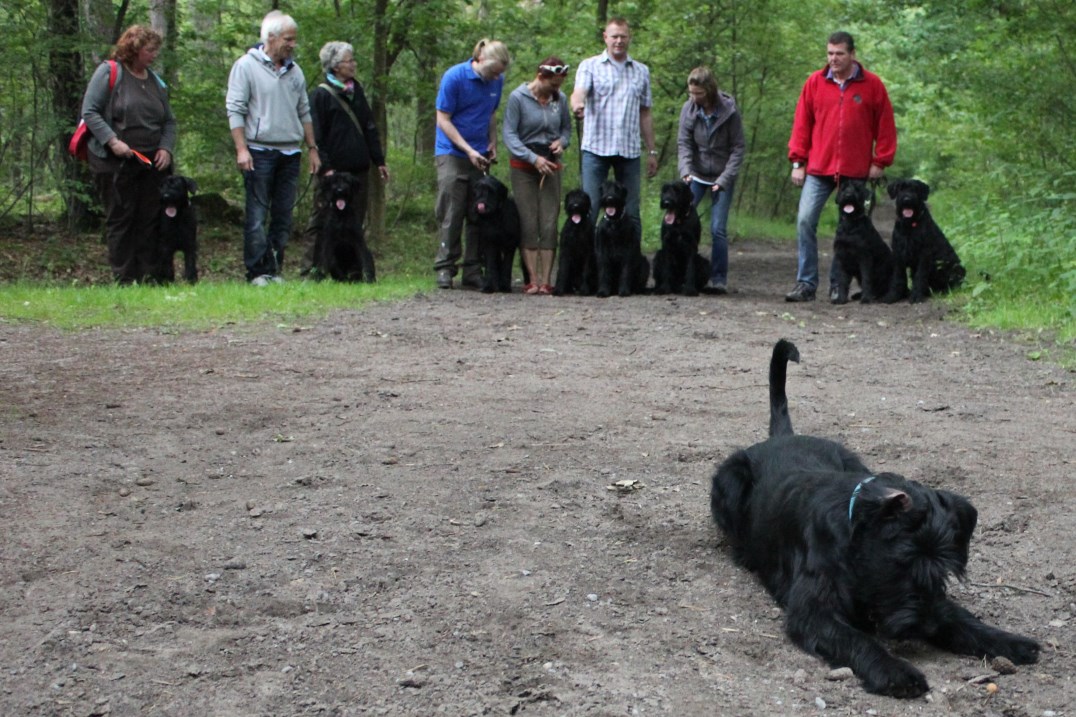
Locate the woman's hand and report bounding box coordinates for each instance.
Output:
[154,149,172,171]
[107,137,132,159]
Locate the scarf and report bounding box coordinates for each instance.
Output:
[326,73,355,100]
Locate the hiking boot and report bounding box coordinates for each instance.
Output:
[784,282,816,302]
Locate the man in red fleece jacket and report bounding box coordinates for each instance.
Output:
[785,31,896,302]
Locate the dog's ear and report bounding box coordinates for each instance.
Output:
[879,489,913,517]
[938,489,978,545]
[912,180,931,200]
[887,181,902,200]
[185,177,198,195]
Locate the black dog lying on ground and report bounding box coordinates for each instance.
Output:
[884,179,966,303]
[594,180,649,298]
[156,175,199,283]
[553,188,596,296]
[831,181,893,304]
[466,174,520,293]
[710,339,1040,698]
[311,172,376,282]
[652,181,710,296]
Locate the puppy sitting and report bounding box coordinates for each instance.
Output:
[466,174,520,293]
[553,189,596,296]
[710,340,1040,698]
[156,175,199,284]
[831,181,893,304]
[594,180,649,298]
[312,172,376,282]
[884,179,966,303]
[652,181,710,296]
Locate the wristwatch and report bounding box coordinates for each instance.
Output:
[791,161,803,169]
[648,150,658,156]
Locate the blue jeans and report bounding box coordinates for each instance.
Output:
[581,151,642,238]
[243,149,301,280]
[690,179,735,284]
[795,174,840,289]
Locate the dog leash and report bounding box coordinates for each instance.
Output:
[848,475,876,522]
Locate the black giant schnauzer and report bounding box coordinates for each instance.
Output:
[884,179,966,303]
[466,174,520,293]
[156,175,199,284]
[710,339,1040,698]
[311,172,376,282]
[594,180,649,298]
[652,181,709,296]
[553,188,597,296]
[831,181,893,304]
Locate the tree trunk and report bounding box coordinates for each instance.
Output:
[50,0,93,230]
[149,0,178,85]
[367,0,390,246]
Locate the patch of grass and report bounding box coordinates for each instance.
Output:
[0,276,430,330]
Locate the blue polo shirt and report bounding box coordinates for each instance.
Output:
[435,60,504,158]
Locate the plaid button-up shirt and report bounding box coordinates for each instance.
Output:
[573,51,652,158]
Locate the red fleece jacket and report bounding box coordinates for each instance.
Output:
[788,64,896,178]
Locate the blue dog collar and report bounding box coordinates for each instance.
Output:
[848,476,876,522]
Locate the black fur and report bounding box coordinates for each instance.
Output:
[831,181,893,304]
[652,181,710,296]
[884,179,966,303]
[710,340,1040,698]
[312,172,376,282]
[156,175,199,283]
[553,189,597,296]
[466,174,520,293]
[593,180,649,298]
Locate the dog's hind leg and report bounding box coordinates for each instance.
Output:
[709,451,756,559]
[183,247,198,283]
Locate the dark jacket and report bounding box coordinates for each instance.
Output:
[676,91,745,189]
[309,82,385,174]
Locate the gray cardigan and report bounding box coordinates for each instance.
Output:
[501,83,571,164]
[676,92,745,188]
[226,46,312,150]
[81,61,177,159]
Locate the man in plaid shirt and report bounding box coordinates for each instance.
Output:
[570,17,658,237]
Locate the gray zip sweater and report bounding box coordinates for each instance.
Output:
[226,46,312,150]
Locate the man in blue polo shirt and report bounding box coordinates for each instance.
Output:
[570,17,658,238]
[433,39,510,289]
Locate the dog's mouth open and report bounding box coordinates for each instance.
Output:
[664,210,678,224]
[604,206,618,218]
[164,206,178,218]
[902,208,915,219]
[571,213,583,224]
[335,198,348,211]
[843,204,856,214]
[475,202,488,214]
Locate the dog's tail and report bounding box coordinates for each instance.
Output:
[768,339,800,438]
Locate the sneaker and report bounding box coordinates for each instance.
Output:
[784,282,816,302]
[706,279,728,295]
[436,270,453,289]
[250,275,271,287]
[269,275,285,284]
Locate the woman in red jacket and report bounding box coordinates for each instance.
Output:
[784,31,896,303]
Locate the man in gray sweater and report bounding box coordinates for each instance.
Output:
[226,11,321,285]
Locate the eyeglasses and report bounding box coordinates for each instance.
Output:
[338,58,357,64]
[539,64,570,76]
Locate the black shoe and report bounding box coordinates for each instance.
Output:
[436,270,453,289]
[784,282,816,302]
[705,279,728,295]
[829,285,840,302]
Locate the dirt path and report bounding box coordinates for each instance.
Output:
[1,241,1073,716]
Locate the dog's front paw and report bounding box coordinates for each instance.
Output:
[993,634,1041,665]
[861,658,929,699]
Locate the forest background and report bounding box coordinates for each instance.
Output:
[0,0,1073,341]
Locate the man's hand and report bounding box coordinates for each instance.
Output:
[791,166,806,187]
